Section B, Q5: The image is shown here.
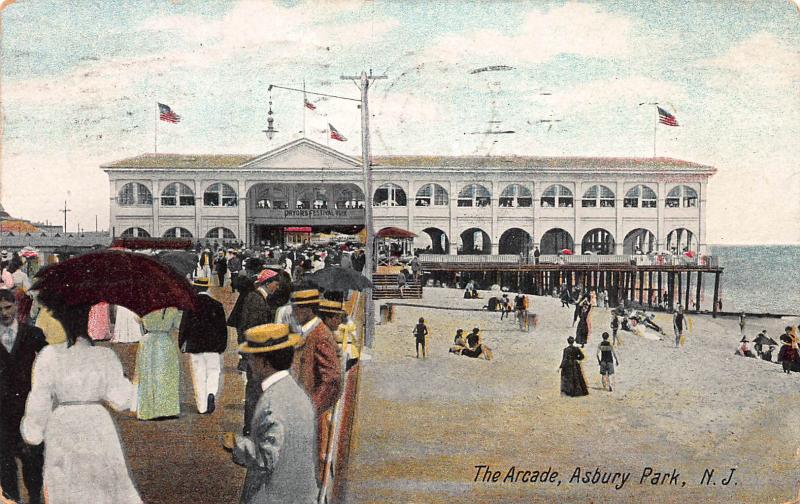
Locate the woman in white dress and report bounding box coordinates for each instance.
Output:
[21,304,142,504]
[113,305,144,343]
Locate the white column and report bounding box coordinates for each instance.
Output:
[572,181,581,254]
[698,179,708,254]
[152,178,160,238]
[657,180,666,250]
[490,180,499,254]
[531,179,539,249]
[109,177,118,237]
[238,179,247,245]
[194,179,204,241]
[448,179,457,255]
[407,179,415,233]
[615,179,625,254]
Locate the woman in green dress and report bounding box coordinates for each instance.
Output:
[136,307,183,420]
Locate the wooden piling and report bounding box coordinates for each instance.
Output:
[712,272,720,318]
[657,271,662,306]
[695,272,703,313]
[677,271,683,308]
[685,271,692,312]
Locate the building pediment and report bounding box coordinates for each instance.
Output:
[240,138,360,170]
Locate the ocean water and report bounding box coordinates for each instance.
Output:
[707,245,800,316]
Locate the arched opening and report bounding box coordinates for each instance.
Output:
[499,184,532,208]
[203,183,238,207]
[415,227,449,254]
[581,228,615,255]
[581,185,615,208]
[118,183,152,206]
[120,227,150,238]
[415,184,448,207]
[624,228,656,255]
[458,228,491,255]
[539,228,574,254]
[206,227,237,240]
[160,182,195,207]
[666,185,698,208]
[623,185,657,208]
[163,227,193,238]
[335,185,365,209]
[373,183,407,207]
[296,187,330,209]
[457,184,491,207]
[498,228,533,255]
[666,228,697,254]
[251,184,289,209]
[540,184,573,207]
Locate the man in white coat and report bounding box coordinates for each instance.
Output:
[224,323,318,504]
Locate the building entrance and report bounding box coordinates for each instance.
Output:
[250,224,364,248]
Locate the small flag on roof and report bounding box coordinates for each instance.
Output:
[304,98,316,111]
[158,103,181,124]
[329,123,347,142]
[657,106,678,127]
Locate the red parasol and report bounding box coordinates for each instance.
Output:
[560,249,573,255]
[375,227,417,239]
[683,250,696,258]
[33,250,198,316]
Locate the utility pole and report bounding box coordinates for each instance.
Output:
[341,70,386,348]
[59,200,71,233]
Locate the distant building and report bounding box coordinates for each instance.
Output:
[102,138,715,255]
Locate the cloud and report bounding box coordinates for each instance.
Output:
[696,32,800,91]
[419,2,633,65]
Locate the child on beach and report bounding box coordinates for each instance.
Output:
[596,332,619,392]
[610,315,621,346]
[413,317,428,359]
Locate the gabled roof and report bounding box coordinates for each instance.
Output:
[372,155,715,172]
[240,137,360,169]
[102,153,253,169]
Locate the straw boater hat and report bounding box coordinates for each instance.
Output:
[318,300,345,316]
[192,278,211,288]
[291,289,320,306]
[239,323,301,354]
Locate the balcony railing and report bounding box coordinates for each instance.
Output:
[418,253,718,268]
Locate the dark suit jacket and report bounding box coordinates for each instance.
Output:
[0,323,47,439]
[178,293,228,354]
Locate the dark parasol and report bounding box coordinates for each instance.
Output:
[157,250,198,278]
[33,250,198,316]
[753,333,779,346]
[309,265,372,292]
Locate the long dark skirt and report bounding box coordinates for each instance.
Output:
[561,361,588,396]
[575,320,589,346]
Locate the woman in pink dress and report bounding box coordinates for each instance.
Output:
[88,302,111,341]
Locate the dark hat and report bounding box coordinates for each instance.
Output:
[740,336,749,343]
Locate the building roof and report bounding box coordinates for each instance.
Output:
[103,153,253,169]
[371,155,715,172]
[102,149,715,174]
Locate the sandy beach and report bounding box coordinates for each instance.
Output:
[345,287,800,503]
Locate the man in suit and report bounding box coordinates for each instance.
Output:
[0,289,46,504]
[224,323,317,504]
[290,289,341,474]
[179,278,229,414]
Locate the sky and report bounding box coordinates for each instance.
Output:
[1,0,798,244]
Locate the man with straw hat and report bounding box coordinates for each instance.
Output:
[223,323,317,503]
[290,289,341,474]
[178,278,228,414]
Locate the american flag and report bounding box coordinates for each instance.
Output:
[158,103,181,123]
[657,106,678,127]
[329,123,347,142]
[304,98,316,111]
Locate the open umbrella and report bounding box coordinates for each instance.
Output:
[33,250,198,316]
[308,266,372,292]
[560,249,573,255]
[157,250,198,278]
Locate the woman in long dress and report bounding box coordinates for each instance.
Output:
[575,303,591,347]
[21,304,142,504]
[559,336,588,397]
[135,307,182,420]
[113,305,144,343]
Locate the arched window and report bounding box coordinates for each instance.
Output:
[415,184,448,207]
[457,184,491,207]
[118,183,152,206]
[163,227,193,238]
[296,187,330,210]
[581,185,615,208]
[206,227,236,240]
[160,182,195,207]
[336,187,365,209]
[499,184,532,208]
[623,185,657,208]
[120,227,150,237]
[666,185,698,208]
[255,186,288,209]
[203,183,238,207]
[540,184,573,208]
[373,183,407,207]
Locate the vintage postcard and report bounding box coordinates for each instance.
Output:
[1,1,799,503]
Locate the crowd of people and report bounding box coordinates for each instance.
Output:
[0,240,364,503]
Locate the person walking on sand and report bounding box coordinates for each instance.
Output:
[558,336,588,397]
[778,326,797,374]
[413,317,428,359]
[596,332,619,392]
[610,314,621,346]
[575,303,591,348]
[738,312,746,337]
[673,305,688,348]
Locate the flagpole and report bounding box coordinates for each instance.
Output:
[302,79,306,138]
[154,102,158,153]
[653,105,658,157]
